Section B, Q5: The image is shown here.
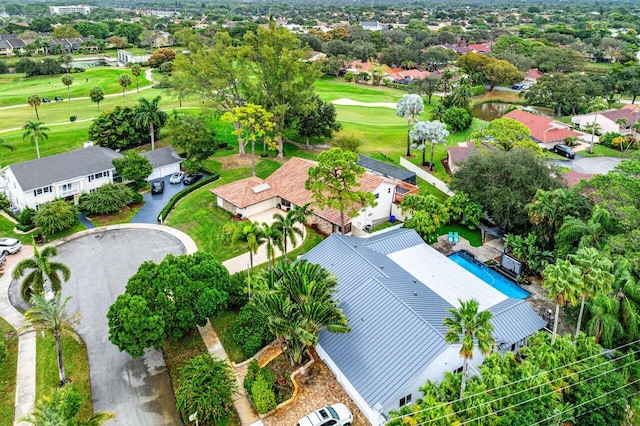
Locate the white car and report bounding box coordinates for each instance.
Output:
[169,172,184,184]
[0,237,22,255]
[297,403,353,426]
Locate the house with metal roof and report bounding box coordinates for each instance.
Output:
[302,228,546,425]
[357,155,417,185]
[1,146,181,212]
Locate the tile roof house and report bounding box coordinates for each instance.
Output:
[503,110,584,147]
[302,229,546,425]
[211,157,417,235]
[468,43,492,54]
[1,146,181,212]
[563,170,594,188]
[525,68,544,82]
[572,105,640,137]
[447,143,480,173]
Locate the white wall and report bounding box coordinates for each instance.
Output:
[238,198,279,218]
[3,168,26,210]
[572,113,619,135]
[399,158,454,196]
[351,181,395,230]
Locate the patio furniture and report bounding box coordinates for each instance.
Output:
[453,232,459,243]
[448,232,454,243]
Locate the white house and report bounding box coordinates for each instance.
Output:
[211,157,418,235]
[572,104,640,136]
[1,146,181,212]
[302,229,546,425]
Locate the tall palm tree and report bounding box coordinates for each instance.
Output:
[586,295,623,347]
[0,137,16,169]
[231,221,266,271]
[21,385,114,425]
[542,260,581,345]
[131,64,142,92]
[134,96,167,151]
[27,95,42,121]
[22,121,49,159]
[587,97,607,154]
[261,222,283,266]
[271,203,312,259]
[19,294,81,385]
[255,260,350,365]
[556,205,613,255]
[12,242,71,302]
[61,74,73,102]
[443,299,495,398]
[568,248,614,338]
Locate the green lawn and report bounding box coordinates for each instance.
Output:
[315,76,406,103]
[0,68,152,107]
[435,223,483,247]
[577,145,629,158]
[36,333,92,419]
[0,216,35,243]
[210,311,244,363]
[0,317,18,425]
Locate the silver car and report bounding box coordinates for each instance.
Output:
[297,403,353,426]
[0,237,22,255]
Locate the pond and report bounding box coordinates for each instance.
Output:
[472,102,554,121]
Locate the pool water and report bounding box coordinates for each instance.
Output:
[448,252,530,299]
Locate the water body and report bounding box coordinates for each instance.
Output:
[472,102,553,121]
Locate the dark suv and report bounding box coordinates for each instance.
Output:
[151,180,165,194]
[553,144,576,159]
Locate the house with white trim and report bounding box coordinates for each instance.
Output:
[302,229,546,425]
[572,104,640,136]
[1,146,181,212]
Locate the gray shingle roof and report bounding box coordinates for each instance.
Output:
[8,146,120,191]
[302,228,545,408]
[140,147,182,168]
[358,155,416,183]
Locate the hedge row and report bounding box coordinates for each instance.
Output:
[157,174,220,222]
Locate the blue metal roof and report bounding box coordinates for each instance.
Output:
[302,229,545,409]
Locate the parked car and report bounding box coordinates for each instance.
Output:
[54,96,63,102]
[522,83,532,90]
[297,403,353,426]
[41,97,51,103]
[183,173,203,185]
[0,253,6,268]
[169,172,184,184]
[0,237,22,255]
[553,144,576,159]
[511,84,523,90]
[151,180,165,194]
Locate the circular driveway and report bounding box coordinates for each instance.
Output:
[552,156,623,174]
[45,229,185,425]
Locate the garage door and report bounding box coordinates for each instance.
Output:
[147,163,180,181]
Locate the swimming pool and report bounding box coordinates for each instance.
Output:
[448,251,530,299]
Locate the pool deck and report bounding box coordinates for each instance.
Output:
[432,234,503,262]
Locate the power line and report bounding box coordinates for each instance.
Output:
[390,337,640,422]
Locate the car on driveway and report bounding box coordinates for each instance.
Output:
[54,96,64,102]
[553,144,576,159]
[183,173,203,185]
[151,180,165,194]
[297,403,353,426]
[0,253,6,267]
[169,172,184,184]
[511,84,523,90]
[0,237,22,255]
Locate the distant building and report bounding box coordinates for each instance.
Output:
[117,50,152,65]
[360,21,384,31]
[49,5,92,15]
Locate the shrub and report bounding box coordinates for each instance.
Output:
[251,370,277,413]
[176,355,237,424]
[233,300,274,357]
[16,223,35,232]
[132,193,143,204]
[0,340,6,364]
[332,135,362,153]
[33,199,78,235]
[441,107,473,132]
[70,115,77,122]
[244,359,261,392]
[157,174,220,222]
[0,193,9,210]
[18,207,36,226]
[227,272,249,310]
[600,131,621,148]
[470,85,486,96]
[79,183,136,215]
[344,71,354,82]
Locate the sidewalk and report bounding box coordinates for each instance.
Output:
[0,245,35,426]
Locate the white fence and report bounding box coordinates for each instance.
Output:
[399,157,454,196]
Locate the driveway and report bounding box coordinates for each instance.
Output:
[131,176,187,224]
[552,156,623,174]
[10,229,186,425]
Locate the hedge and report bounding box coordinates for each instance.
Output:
[157,173,220,222]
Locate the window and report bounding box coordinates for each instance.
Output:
[33,186,52,197]
[374,193,380,199]
[88,171,108,182]
[400,394,412,407]
[61,183,73,192]
[454,366,464,374]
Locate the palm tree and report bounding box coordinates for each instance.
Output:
[271,203,312,259]
[12,242,71,302]
[118,74,132,97]
[131,64,142,92]
[231,221,266,271]
[556,205,613,254]
[542,260,581,345]
[134,96,167,151]
[19,294,81,385]
[586,97,607,154]
[261,222,283,266]
[27,95,42,121]
[22,121,49,159]
[443,299,495,398]
[586,295,623,347]
[254,260,350,365]
[61,74,73,101]
[22,385,114,425]
[568,248,614,338]
[616,118,628,134]
[0,137,16,169]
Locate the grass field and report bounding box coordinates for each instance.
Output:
[0,68,151,107]
[315,76,407,103]
[0,317,18,425]
[36,333,92,419]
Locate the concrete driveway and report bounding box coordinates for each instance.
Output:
[552,156,623,174]
[14,229,187,425]
[131,176,186,224]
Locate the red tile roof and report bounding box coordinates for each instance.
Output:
[601,108,640,128]
[525,68,544,80]
[563,171,594,188]
[211,157,386,226]
[448,145,479,165]
[468,43,492,53]
[503,110,582,143]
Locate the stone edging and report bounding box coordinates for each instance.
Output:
[233,340,280,368]
[258,349,315,420]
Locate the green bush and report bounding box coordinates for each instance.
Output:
[79,183,136,215]
[16,223,35,232]
[227,272,249,310]
[470,85,486,96]
[233,301,274,358]
[251,370,277,413]
[157,174,220,222]
[18,207,35,226]
[70,115,77,122]
[0,193,9,210]
[132,193,143,204]
[0,340,6,364]
[244,359,261,392]
[33,199,78,235]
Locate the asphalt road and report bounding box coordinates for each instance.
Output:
[46,229,185,425]
[552,155,623,174]
[131,176,186,224]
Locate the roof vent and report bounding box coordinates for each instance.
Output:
[414,291,418,296]
[251,183,271,193]
[413,279,417,283]
[380,265,384,269]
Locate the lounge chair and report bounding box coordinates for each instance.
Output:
[453,232,459,243]
[448,231,454,242]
